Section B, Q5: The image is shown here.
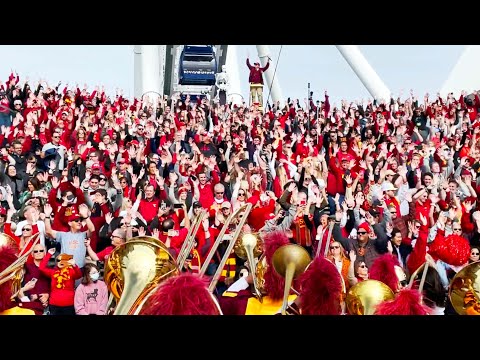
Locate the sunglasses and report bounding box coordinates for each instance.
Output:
[453,228,462,232]
[359,264,367,269]
[71,219,81,223]
[238,193,245,196]
[22,228,32,232]
[33,249,45,253]
[472,252,479,256]
[216,192,224,195]
[399,280,408,287]
[330,246,340,250]
[357,231,367,235]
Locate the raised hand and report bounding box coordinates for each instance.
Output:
[78,204,89,218]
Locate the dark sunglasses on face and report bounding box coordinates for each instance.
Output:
[23,228,32,232]
[357,231,367,235]
[33,249,45,253]
[471,252,479,256]
[359,264,367,269]
[330,245,340,250]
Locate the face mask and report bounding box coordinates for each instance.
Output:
[67,195,76,204]
[90,272,100,282]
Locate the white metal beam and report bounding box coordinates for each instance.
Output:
[441,45,479,97]
[336,45,391,102]
[256,45,284,105]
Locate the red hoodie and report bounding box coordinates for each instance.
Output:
[39,253,82,307]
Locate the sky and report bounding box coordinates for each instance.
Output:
[0,45,468,105]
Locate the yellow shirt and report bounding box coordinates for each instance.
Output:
[245,295,297,315]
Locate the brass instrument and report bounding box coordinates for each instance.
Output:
[408,262,430,292]
[199,203,252,292]
[0,233,17,248]
[177,209,208,271]
[346,280,395,315]
[234,232,264,301]
[272,244,311,315]
[0,233,41,299]
[104,236,179,315]
[449,261,480,315]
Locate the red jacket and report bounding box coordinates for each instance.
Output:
[246,59,269,85]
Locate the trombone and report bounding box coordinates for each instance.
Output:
[198,203,252,292]
[0,233,41,299]
[176,209,208,271]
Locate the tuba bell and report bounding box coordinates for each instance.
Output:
[272,244,311,315]
[104,236,179,315]
[346,280,395,315]
[449,261,480,315]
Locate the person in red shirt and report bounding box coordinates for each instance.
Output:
[85,228,126,262]
[39,248,83,315]
[138,184,161,224]
[246,57,270,108]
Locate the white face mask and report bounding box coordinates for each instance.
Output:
[90,272,100,282]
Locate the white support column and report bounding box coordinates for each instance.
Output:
[139,45,164,103]
[336,45,391,102]
[225,45,243,106]
[441,45,480,97]
[133,45,143,99]
[256,45,284,105]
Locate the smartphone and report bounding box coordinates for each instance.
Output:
[167,229,179,237]
[173,203,183,209]
[30,278,37,283]
[32,191,43,198]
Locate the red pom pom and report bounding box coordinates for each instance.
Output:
[429,234,470,266]
[375,288,431,315]
[140,273,220,315]
[369,254,401,292]
[263,231,290,300]
[298,258,342,315]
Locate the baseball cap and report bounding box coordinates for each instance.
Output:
[192,201,202,209]
[221,201,231,209]
[67,214,81,222]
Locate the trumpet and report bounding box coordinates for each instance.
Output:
[272,244,311,315]
[199,203,252,292]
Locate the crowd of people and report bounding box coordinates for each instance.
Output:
[0,63,479,316]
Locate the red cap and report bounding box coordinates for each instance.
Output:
[178,186,188,195]
[128,140,139,147]
[17,130,25,138]
[91,162,101,170]
[358,222,370,233]
[67,213,81,223]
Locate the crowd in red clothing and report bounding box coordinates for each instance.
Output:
[1,68,480,315]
